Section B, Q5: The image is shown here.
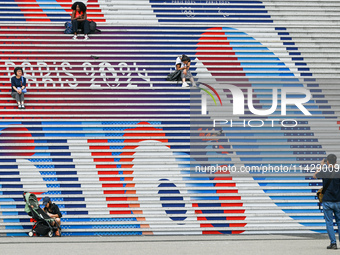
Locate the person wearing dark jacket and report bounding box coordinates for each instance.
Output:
[43,196,62,236]
[313,154,340,249]
[11,67,26,109]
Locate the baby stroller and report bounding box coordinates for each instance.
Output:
[23,192,61,237]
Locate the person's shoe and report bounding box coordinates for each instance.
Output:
[327,243,337,249]
[18,104,22,109]
[72,35,78,40]
[182,82,189,87]
[84,35,89,40]
[55,230,60,237]
[21,104,25,109]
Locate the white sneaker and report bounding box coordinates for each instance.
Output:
[182,82,189,87]
[72,35,77,40]
[84,35,89,40]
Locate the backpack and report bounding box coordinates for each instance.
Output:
[89,20,101,34]
[316,179,332,209]
[64,21,73,34]
[21,77,27,93]
[166,70,182,82]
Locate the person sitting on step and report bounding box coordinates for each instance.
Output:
[11,67,26,109]
[71,1,90,40]
[42,196,62,237]
[176,54,196,87]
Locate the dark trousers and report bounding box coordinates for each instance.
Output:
[72,20,90,35]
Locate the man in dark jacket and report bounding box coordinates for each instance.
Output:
[43,196,62,236]
[313,154,340,249]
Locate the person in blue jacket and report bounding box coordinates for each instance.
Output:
[11,67,26,109]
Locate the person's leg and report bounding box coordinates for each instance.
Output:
[189,77,196,87]
[72,20,78,34]
[323,202,337,245]
[54,218,61,236]
[334,202,340,243]
[55,217,61,226]
[181,70,189,87]
[83,20,90,35]
[186,70,196,87]
[11,92,20,108]
[19,93,25,108]
[72,20,78,39]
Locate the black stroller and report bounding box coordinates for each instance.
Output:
[23,192,61,237]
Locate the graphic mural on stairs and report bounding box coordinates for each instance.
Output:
[0,0,335,236]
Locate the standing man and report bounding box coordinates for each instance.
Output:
[313,154,340,249]
[43,196,62,236]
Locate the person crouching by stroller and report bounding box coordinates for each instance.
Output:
[176,54,196,87]
[42,197,62,236]
[11,67,26,109]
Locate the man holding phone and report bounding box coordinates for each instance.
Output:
[313,154,340,249]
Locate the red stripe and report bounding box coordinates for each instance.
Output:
[224,210,245,213]
[103,190,125,194]
[202,231,222,234]
[99,177,120,181]
[215,183,236,187]
[96,165,117,169]
[106,197,127,201]
[107,204,129,208]
[216,190,238,194]
[109,210,132,214]
[221,203,243,207]
[219,196,241,200]
[229,223,247,227]
[232,230,245,234]
[102,184,123,188]
[98,171,119,175]
[226,216,246,220]
[200,223,214,227]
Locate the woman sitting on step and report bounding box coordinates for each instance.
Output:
[11,67,26,109]
[71,1,90,40]
[176,54,196,88]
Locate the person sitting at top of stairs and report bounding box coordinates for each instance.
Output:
[71,1,90,40]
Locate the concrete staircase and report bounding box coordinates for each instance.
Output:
[0,0,339,236]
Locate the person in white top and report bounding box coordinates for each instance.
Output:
[176,54,196,87]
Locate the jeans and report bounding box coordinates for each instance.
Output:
[323,201,340,244]
[72,19,90,35]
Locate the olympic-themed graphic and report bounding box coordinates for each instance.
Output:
[0,0,334,236]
